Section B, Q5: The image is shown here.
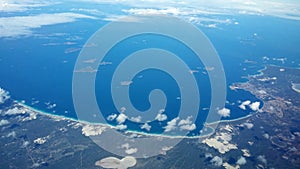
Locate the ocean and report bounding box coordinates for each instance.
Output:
[0,15,299,136]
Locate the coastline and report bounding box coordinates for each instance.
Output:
[16,101,254,139]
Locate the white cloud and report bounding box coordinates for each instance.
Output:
[155,113,167,121]
[178,116,196,131]
[80,0,300,21]
[178,116,192,126]
[236,156,247,165]
[82,124,106,136]
[141,123,151,131]
[0,88,10,104]
[125,148,138,155]
[249,101,260,111]
[116,113,127,124]
[95,156,137,169]
[130,116,142,123]
[115,124,127,130]
[210,156,223,167]
[0,13,96,38]
[0,119,10,126]
[33,137,47,145]
[179,123,196,131]
[120,81,133,86]
[257,155,267,165]
[0,0,55,12]
[7,131,16,137]
[107,114,117,121]
[217,108,231,117]
[263,133,269,139]
[239,100,251,110]
[164,117,179,132]
[4,107,25,116]
[243,122,254,129]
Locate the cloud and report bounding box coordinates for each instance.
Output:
[120,81,133,86]
[249,101,260,111]
[0,12,96,38]
[155,113,167,121]
[0,119,10,126]
[116,113,127,124]
[107,114,117,121]
[130,116,142,123]
[125,148,138,155]
[33,137,47,145]
[115,124,127,130]
[210,156,223,167]
[7,131,16,137]
[141,123,151,131]
[257,155,267,165]
[164,117,179,132]
[243,122,254,129]
[95,156,137,169]
[236,156,247,165]
[82,124,106,136]
[0,0,55,12]
[121,143,138,155]
[79,0,300,21]
[4,107,25,116]
[178,116,196,131]
[239,100,251,110]
[217,108,231,117]
[179,123,196,131]
[0,88,10,104]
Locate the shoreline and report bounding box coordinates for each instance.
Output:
[16,101,254,139]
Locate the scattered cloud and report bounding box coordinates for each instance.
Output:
[155,113,167,121]
[0,119,10,126]
[164,117,179,132]
[263,133,270,139]
[130,116,142,123]
[0,12,96,38]
[107,114,117,121]
[241,149,251,157]
[179,123,196,131]
[249,101,260,111]
[125,148,138,155]
[33,137,47,145]
[0,88,10,104]
[141,123,151,131]
[236,156,247,165]
[79,0,300,21]
[160,146,173,155]
[0,0,55,12]
[115,124,127,130]
[257,155,267,165]
[4,107,25,116]
[74,66,98,73]
[239,100,251,110]
[6,131,16,137]
[120,81,133,86]
[116,113,127,124]
[243,122,254,129]
[95,156,137,169]
[210,156,223,167]
[121,143,138,155]
[82,124,106,136]
[217,108,231,117]
[202,132,238,154]
[178,116,196,131]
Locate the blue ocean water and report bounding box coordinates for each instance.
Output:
[0,14,299,136]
